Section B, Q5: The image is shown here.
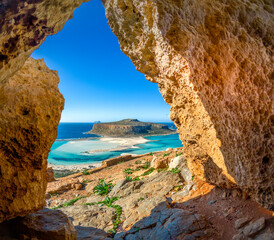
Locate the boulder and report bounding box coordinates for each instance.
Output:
[150,156,169,169]
[114,202,213,240]
[75,226,111,240]
[0,58,64,222]
[62,205,116,232]
[0,208,76,240]
[242,217,265,237]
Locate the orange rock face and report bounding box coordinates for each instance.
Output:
[0,58,64,222]
[103,0,273,209]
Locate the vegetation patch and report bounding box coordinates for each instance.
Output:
[169,167,180,174]
[83,196,122,234]
[123,168,134,175]
[51,195,87,209]
[162,153,170,157]
[54,169,79,179]
[94,179,114,195]
[134,160,142,164]
[175,152,183,157]
[126,176,132,181]
[141,161,151,169]
[142,167,155,176]
[157,168,168,173]
[82,169,92,175]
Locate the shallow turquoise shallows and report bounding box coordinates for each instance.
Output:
[48,123,182,165]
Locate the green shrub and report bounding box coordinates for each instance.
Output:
[162,153,170,157]
[84,196,122,234]
[51,196,86,209]
[134,160,142,164]
[149,152,153,156]
[169,167,180,174]
[82,169,92,175]
[142,161,151,169]
[175,152,183,157]
[124,168,134,175]
[157,168,168,173]
[142,167,155,176]
[99,196,120,207]
[126,176,132,181]
[93,179,114,195]
[133,176,140,181]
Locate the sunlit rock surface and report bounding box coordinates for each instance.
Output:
[103,0,273,209]
[0,0,87,83]
[0,58,64,222]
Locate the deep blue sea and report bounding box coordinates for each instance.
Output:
[48,122,182,165]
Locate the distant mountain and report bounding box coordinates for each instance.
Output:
[88,119,176,137]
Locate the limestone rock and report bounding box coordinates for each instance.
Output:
[0,208,76,240]
[47,167,55,182]
[112,171,183,228]
[0,58,64,222]
[169,156,185,170]
[242,217,265,237]
[75,226,111,240]
[235,217,251,229]
[62,205,116,232]
[103,0,274,209]
[150,155,169,169]
[114,202,213,240]
[0,0,87,83]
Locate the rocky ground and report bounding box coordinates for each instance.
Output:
[44,148,273,240]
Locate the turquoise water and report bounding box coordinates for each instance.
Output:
[48,123,182,165]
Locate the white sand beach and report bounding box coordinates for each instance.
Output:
[86,136,149,154]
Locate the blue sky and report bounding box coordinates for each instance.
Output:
[31,0,171,123]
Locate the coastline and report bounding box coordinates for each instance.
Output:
[48,133,181,170]
[48,162,102,171]
[55,131,178,142]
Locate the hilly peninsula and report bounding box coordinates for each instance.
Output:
[88,119,176,137]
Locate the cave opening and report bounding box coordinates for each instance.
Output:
[31,0,182,166]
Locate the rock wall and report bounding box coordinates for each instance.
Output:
[0,58,64,222]
[103,0,273,209]
[0,0,87,83]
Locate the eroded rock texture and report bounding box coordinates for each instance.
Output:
[0,0,87,83]
[103,0,273,209]
[0,58,64,222]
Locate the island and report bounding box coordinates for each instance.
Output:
[88,119,176,137]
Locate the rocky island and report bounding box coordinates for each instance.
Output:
[88,119,176,137]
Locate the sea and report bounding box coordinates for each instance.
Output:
[48,122,182,165]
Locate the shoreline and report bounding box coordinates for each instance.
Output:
[48,162,102,171]
[55,132,178,142]
[48,133,180,169]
